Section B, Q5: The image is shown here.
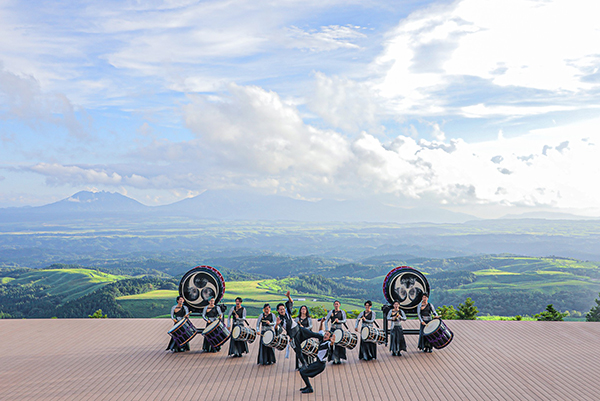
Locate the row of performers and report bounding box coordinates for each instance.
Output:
[167,292,440,362]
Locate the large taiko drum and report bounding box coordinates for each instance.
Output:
[333,329,358,350]
[360,326,386,345]
[301,338,319,357]
[232,325,257,344]
[382,266,430,312]
[167,317,197,346]
[202,320,231,347]
[179,266,226,313]
[423,319,454,349]
[262,330,289,351]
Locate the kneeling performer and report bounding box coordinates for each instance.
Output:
[274,291,322,368]
[298,319,335,394]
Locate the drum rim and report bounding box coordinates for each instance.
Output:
[333,328,344,343]
[262,329,275,343]
[423,318,442,335]
[231,325,241,337]
[169,317,188,331]
[204,320,220,333]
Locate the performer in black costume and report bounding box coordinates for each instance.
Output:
[387,300,407,356]
[256,303,277,365]
[294,305,314,370]
[417,293,439,353]
[227,297,248,358]
[297,318,335,394]
[275,291,322,369]
[355,300,377,361]
[202,297,223,353]
[324,300,347,364]
[166,296,190,352]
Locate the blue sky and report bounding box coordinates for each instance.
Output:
[1,0,600,218]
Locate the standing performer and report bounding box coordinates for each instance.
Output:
[297,319,335,394]
[275,291,322,369]
[256,303,277,365]
[227,297,248,358]
[166,296,190,352]
[355,300,377,361]
[387,301,407,356]
[417,293,439,353]
[324,300,347,364]
[294,305,314,370]
[202,297,223,353]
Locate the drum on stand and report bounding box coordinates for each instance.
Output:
[361,326,386,345]
[333,329,358,350]
[232,325,257,344]
[301,338,319,357]
[423,318,454,349]
[262,330,289,351]
[202,320,231,348]
[167,317,197,346]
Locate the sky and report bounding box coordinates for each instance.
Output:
[1,0,600,218]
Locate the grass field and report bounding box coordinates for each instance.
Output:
[1,268,128,302]
[116,280,380,318]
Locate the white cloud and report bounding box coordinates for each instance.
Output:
[374,0,600,116]
[283,25,366,52]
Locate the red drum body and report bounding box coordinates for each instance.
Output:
[167,317,197,346]
[360,326,386,345]
[333,329,358,350]
[423,319,454,349]
[202,320,231,347]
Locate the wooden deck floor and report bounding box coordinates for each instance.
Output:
[1,318,599,401]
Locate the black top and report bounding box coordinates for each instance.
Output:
[330,310,344,322]
[298,317,310,328]
[205,307,220,318]
[173,306,187,318]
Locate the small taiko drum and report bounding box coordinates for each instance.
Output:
[168,317,197,346]
[301,338,319,357]
[262,330,289,351]
[361,326,386,345]
[232,325,257,344]
[202,320,231,347]
[423,319,454,349]
[333,329,358,350]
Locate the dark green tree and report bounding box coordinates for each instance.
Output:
[586,294,600,322]
[534,304,567,321]
[456,297,478,320]
[309,305,328,318]
[437,305,458,320]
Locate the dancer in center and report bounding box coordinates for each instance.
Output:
[324,300,347,364]
[355,300,377,361]
[297,318,335,394]
[275,291,322,369]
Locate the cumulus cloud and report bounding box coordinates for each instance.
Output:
[374,0,600,117]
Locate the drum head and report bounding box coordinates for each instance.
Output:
[383,266,430,311]
[232,326,241,339]
[360,326,370,340]
[179,266,226,312]
[263,330,274,344]
[204,320,219,334]
[423,319,441,335]
[333,329,344,344]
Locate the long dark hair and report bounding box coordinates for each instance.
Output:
[299,305,310,318]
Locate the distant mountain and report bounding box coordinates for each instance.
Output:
[0,189,478,224]
[159,189,478,223]
[500,211,599,220]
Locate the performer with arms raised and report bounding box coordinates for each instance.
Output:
[256,303,277,365]
[275,291,322,368]
[387,300,407,356]
[227,297,248,358]
[325,300,347,364]
[166,296,190,352]
[417,293,439,353]
[355,300,377,361]
[297,319,335,394]
[202,297,223,353]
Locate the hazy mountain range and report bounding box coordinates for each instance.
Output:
[0,190,481,224]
